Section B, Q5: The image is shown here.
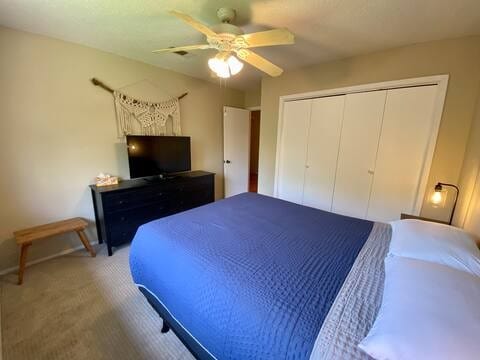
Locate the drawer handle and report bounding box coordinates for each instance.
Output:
[118,200,127,205]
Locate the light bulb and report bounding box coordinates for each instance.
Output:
[431,190,443,205]
[208,54,244,78]
[208,57,230,78]
[227,56,243,75]
[216,66,230,78]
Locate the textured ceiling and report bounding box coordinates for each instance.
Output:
[1,0,480,90]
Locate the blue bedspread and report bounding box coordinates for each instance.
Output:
[130,193,373,359]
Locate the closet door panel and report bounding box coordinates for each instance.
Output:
[303,96,345,210]
[332,91,386,218]
[276,99,311,204]
[367,85,438,222]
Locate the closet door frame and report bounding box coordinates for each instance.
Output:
[274,75,449,215]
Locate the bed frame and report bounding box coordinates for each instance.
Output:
[139,287,215,360]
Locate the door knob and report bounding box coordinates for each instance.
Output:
[225,160,231,164]
[368,169,374,175]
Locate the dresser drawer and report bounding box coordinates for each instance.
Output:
[178,189,213,207]
[102,187,170,212]
[107,207,166,245]
[173,180,214,211]
[106,204,167,224]
[174,176,213,192]
[108,228,137,247]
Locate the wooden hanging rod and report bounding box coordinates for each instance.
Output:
[90,78,188,100]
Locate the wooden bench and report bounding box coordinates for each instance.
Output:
[14,217,96,285]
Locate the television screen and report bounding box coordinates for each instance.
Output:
[126,135,191,178]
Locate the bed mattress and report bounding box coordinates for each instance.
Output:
[130,193,376,359]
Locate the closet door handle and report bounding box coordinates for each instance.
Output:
[368,169,375,175]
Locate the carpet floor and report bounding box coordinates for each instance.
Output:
[0,245,194,360]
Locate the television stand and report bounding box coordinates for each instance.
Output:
[90,171,214,255]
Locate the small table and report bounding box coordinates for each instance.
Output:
[14,217,96,285]
[400,213,450,225]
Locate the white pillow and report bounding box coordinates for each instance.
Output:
[359,256,480,360]
[389,219,480,277]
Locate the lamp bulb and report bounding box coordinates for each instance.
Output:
[431,191,443,205]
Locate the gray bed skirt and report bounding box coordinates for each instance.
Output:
[310,222,392,360]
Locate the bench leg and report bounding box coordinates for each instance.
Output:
[18,242,32,285]
[76,230,96,257]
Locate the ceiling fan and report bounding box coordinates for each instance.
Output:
[153,8,295,79]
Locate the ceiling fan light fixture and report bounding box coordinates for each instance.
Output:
[208,54,243,78]
[227,55,243,75]
[208,57,230,78]
[157,10,294,78]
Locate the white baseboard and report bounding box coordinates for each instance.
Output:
[0,242,99,276]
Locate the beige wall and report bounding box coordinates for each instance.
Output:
[259,36,480,223]
[244,84,262,108]
[0,26,244,272]
[458,91,480,235]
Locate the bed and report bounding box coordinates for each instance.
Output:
[129,192,391,359]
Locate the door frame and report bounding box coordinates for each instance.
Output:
[274,74,449,215]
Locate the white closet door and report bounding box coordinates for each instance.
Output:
[276,99,311,204]
[303,96,345,210]
[332,91,386,218]
[367,85,438,222]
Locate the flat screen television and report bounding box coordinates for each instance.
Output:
[126,135,191,178]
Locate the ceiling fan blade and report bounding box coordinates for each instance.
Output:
[236,28,294,48]
[152,44,211,53]
[170,10,217,38]
[235,49,283,77]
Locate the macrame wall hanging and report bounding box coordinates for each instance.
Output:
[91,78,188,138]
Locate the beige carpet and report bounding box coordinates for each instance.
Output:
[0,245,195,360]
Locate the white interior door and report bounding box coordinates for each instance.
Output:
[276,99,311,204]
[332,91,386,218]
[367,85,438,222]
[303,96,345,211]
[223,106,250,198]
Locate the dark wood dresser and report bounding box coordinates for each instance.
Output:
[90,171,214,255]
